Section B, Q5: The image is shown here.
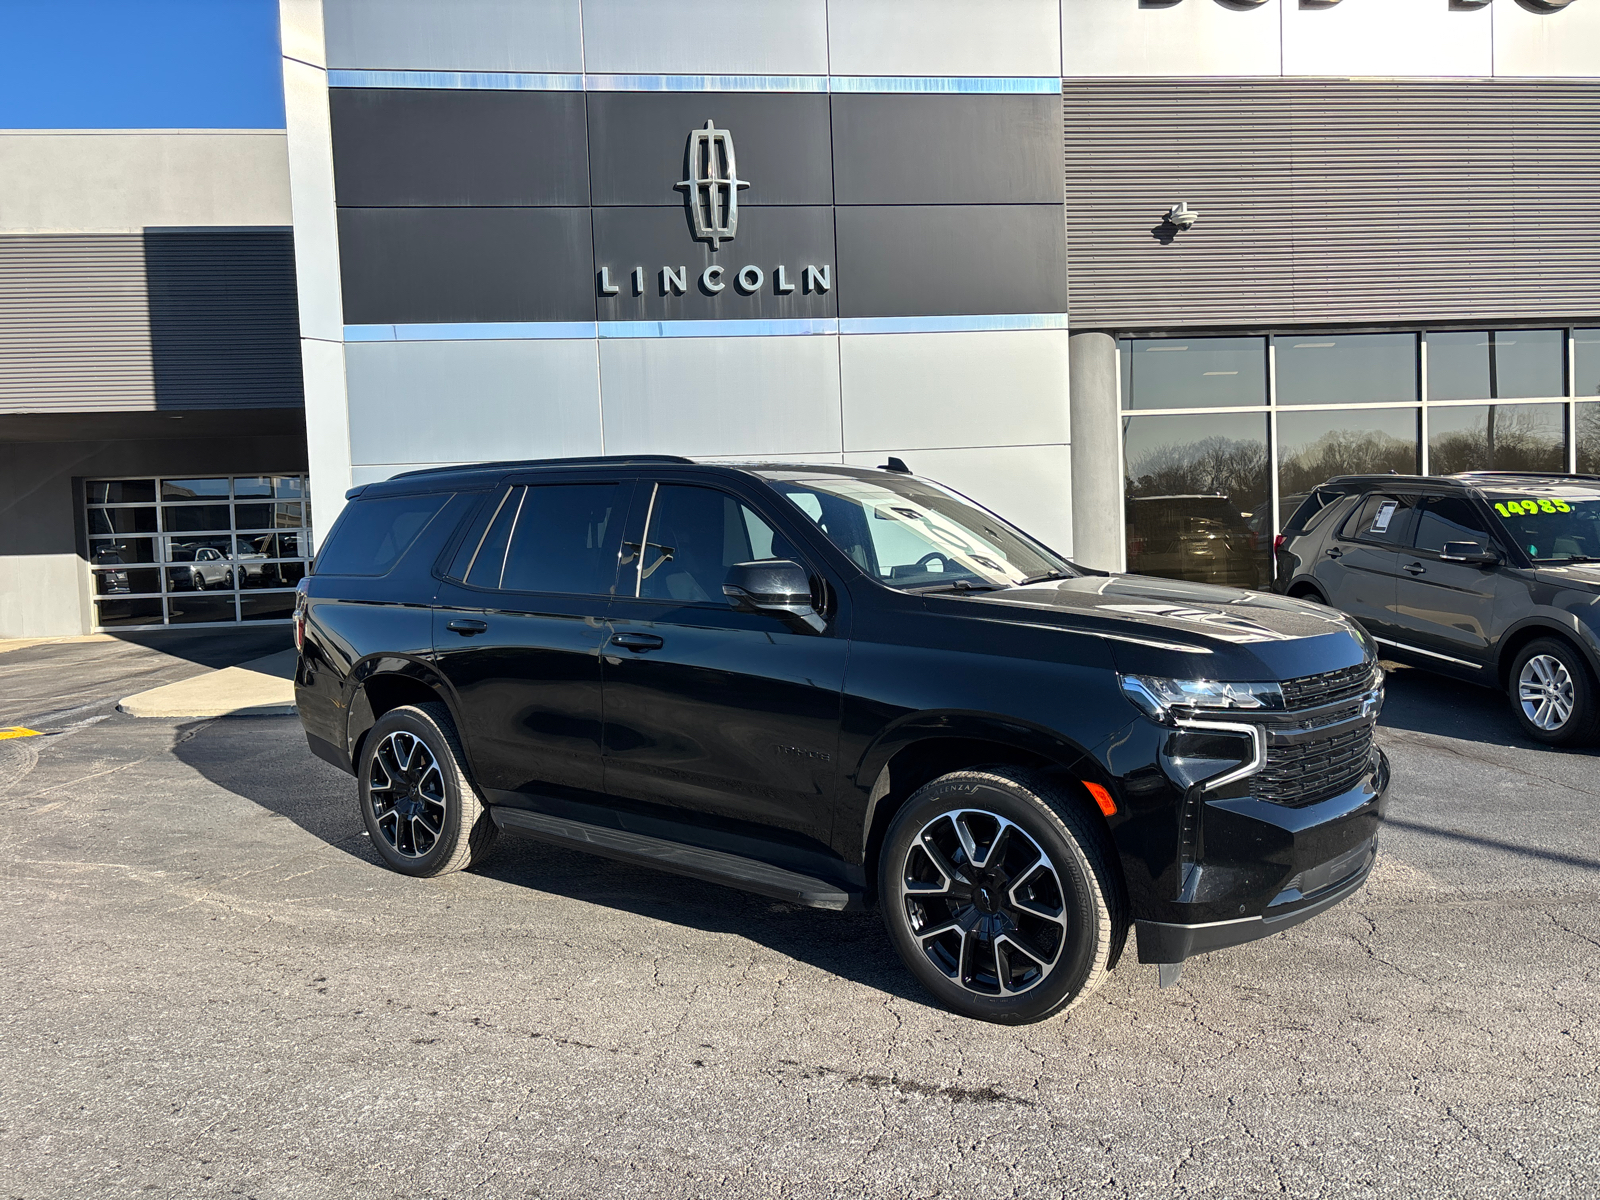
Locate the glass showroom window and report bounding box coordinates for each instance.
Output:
[1120,329,1577,583]
[86,474,311,629]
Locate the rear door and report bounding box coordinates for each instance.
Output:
[433,478,633,801]
[600,479,849,845]
[1389,493,1503,675]
[1312,491,1417,639]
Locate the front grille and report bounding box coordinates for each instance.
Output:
[1280,663,1375,710]
[1255,725,1375,808]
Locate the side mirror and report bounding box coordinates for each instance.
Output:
[723,560,825,633]
[1439,540,1499,566]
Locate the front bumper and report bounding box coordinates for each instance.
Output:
[1134,747,1389,965]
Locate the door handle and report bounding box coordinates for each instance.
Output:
[447,619,489,636]
[1404,562,1426,576]
[610,633,664,652]
[1325,547,1343,559]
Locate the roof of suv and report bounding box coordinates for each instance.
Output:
[353,456,902,499]
[1322,472,1600,496]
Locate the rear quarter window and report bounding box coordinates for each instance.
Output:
[314,493,451,577]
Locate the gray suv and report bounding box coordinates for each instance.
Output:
[1274,472,1600,746]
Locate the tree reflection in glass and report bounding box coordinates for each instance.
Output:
[1122,413,1269,589]
[1277,408,1418,526]
[1428,404,1565,474]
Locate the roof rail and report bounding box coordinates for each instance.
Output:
[390,454,696,480]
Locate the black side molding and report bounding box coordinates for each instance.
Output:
[491,807,862,911]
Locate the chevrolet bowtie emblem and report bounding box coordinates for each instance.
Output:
[676,119,749,249]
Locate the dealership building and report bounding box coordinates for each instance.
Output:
[3,0,1599,636]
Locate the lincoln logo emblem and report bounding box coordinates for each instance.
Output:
[676,119,748,249]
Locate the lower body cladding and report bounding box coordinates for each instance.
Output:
[1119,714,1389,986]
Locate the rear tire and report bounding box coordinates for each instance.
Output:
[1509,638,1600,747]
[878,767,1126,1025]
[358,702,497,876]
[1289,583,1328,605]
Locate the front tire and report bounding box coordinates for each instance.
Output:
[358,702,497,876]
[879,768,1126,1024]
[1510,638,1600,747]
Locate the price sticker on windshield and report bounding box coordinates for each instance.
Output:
[1494,498,1570,517]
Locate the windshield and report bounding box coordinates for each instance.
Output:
[757,470,1076,591]
[1485,490,1600,563]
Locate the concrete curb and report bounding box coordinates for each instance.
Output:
[117,649,298,719]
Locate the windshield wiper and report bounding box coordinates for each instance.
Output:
[1018,570,1074,586]
[1552,555,1600,564]
[907,580,1004,594]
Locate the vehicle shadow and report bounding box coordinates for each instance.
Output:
[169,716,931,1007]
[1376,660,1600,757]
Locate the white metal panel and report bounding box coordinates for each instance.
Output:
[580,0,828,74]
[1495,2,1600,79]
[827,0,1061,78]
[0,132,291,233]
[599,335,842,458]
[1061,0,1281,79]
[839,329,1069,453]
[281,58,343,344]
[324,0,583,72]
[842,444,1073,558]
[301,337,352,550]
[279,0,326,68]
[0,553,90,638]
[1281,0,1491,79]
[345,339,603,466]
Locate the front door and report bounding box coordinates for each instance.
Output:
[601,480,849,846]
[433,480,633,800]
[1313,491,1416,640]
[1390,493,1503,675]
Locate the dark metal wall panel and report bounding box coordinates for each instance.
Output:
[593,206,836,321]
[587,92,833,206]
[832,94,1064,206]
[330,88,590,206]
[1064,79,1600,330]
[338,207,596,324]
[0,232,303,414]
[144,232,304,407]
[836,205,1068,318]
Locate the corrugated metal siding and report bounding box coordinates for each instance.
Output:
[0,234,154,411]
[1064,80,1600,330]
[0,231,302,413]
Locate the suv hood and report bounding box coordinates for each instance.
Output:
[932,573,1369,682]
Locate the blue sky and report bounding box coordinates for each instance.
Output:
[0,0,284,128]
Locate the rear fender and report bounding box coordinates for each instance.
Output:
[344,655,462,767]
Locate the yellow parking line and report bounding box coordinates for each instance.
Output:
[0,727,43,740]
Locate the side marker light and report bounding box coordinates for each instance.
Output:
[1082,781,1117,817]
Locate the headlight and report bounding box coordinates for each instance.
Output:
[1119,674,1284,723]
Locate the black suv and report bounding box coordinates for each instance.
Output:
[295,456,1387,1024]
[1275,472,1600,746]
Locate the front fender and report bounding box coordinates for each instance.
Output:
[850,710,1112,858]
[1494,609,1600,689]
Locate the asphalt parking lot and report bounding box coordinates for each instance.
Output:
[2,635,1597,1199]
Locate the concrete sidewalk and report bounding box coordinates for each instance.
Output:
[117,649,297,718]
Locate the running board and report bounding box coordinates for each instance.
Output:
[490,807,860,911]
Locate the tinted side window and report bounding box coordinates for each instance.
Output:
[314,493,449,576]
[1340,493,1415,546]
[462,488,521,589]
[637,484,787,603]
[1413,496,1491,554]
[499,483,626,595]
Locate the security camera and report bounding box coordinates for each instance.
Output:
[1164,202,1198,231]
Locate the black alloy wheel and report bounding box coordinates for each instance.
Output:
[1509,638,1600,748]
[358,702,497,877]
[879,768,1126,1024]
